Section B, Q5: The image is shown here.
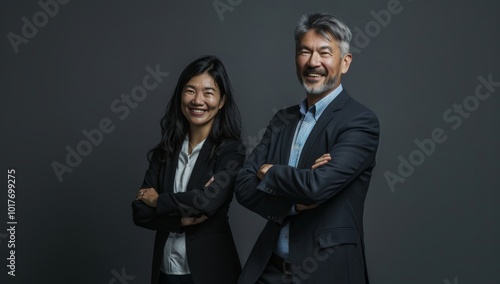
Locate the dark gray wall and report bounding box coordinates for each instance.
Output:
[1,0,499,283]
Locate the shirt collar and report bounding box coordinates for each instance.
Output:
[182,136,206,157]
[299,84,343,121]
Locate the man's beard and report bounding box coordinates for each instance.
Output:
[298,67,339,96]
[300,74,339,96]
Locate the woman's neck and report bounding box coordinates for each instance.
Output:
[189,125,211,147]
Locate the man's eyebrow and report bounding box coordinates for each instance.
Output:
[318,46,333,52]
[297,45,333,52]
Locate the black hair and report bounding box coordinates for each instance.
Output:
[148,55,242,162]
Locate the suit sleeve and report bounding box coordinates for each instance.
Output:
[155,140,246,217]
[132,149,181,232]
[259,111,379,204]
[235,114,296,223]
[132,200,181,232]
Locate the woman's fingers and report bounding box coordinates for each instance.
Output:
[181,215,208,227]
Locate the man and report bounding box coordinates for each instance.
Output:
[235,12,379,283]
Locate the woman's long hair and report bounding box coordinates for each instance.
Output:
[149,55,242,162]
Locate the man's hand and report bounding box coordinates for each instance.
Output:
[181,215,208,227]
[257,164,273,180]
[311,153,331,169]
[295,153,331,211]
[135,187,159,207]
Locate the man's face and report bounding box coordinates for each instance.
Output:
[296,30,352,98]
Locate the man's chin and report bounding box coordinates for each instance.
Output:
[302,80,338,96]
[303,84,327,96]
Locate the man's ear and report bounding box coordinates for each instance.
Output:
[341,53,352,74]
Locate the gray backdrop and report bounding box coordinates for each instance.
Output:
[1,0,499,283]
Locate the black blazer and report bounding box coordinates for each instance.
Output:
[132,138,244,284]
[236,89,380,284]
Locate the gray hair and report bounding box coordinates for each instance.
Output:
[295,12,352,57]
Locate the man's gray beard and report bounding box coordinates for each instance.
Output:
[301,75,338,96]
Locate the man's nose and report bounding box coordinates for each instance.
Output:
[307,52,321,67]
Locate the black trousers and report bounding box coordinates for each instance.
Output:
[158,272,194,284]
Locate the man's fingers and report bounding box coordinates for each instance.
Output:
[314,154,331,164]
[311,160,328,169]
[312,153,331,169]
[311,159,330,169]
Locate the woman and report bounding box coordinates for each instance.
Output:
[132,55,244,284]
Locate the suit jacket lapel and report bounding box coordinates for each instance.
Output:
[280,106,301,163]
[161,150,180,194]
[186,137,214,191]
[161,137,214,194]
[298,89,351,167]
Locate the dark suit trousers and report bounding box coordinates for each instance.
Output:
[257,258,291,284]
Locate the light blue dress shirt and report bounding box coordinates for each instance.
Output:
[274,84,343,260]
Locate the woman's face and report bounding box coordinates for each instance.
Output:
[181,72,225,133]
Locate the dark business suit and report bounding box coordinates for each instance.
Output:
[132,138,244,284]
[236,89,379,284]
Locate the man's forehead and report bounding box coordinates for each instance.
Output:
[300,29,339,43]
[298,30,340,48]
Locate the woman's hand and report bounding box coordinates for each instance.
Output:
[135,188,159,207]
[181,215,208,226]
[205,176,214,187]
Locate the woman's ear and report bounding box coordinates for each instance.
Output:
[218,95,226,110]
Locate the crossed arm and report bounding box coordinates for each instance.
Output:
[132,141,245,230]
[257,153,331,212]
[135,177,213,226]
[235,111,379,221]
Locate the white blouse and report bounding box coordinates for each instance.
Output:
[160,136,206,275]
